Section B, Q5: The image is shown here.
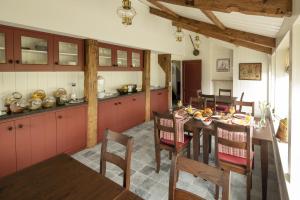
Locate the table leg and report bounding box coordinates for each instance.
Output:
[192,128,200,161]
[261,141,269,200]
[203,130,209,164]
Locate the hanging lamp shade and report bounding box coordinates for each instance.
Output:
[117,0,136,26]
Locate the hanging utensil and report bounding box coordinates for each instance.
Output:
[189,34,200,56]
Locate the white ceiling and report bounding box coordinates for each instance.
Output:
[138,0,284,38]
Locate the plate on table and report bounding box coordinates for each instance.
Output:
[233,113,247,119]
[211,115,222,120]
[201,117,212,126]
[232,118,251,126]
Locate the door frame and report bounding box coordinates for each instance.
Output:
[182,60,202,105]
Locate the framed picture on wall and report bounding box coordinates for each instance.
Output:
[239,63,262,80]
[216,58,230,72]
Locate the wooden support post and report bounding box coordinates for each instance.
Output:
[84,39,98,147]
[158,54,172,109]
[142,50,151,121]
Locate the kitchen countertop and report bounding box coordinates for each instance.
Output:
[0,101,87,121]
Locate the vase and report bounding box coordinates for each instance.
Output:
[259,111,267,127]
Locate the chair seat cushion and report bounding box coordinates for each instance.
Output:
[161,135,192,149]
[218,152,254,166]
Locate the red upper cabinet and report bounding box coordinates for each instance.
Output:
[13,28,54,71]
[15,118,31,171]
[131,49,143,68]
[98,42,115,68]
[0,121,16,177]
[54,36,84,71]
[0,25,14,71]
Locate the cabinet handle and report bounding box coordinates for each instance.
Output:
[15,60,20,64]
[7,126,13,131]
[158,93,162,95]
[8,59,13,64]
[54,61,59,65]
[132,98,136,101]
[18,124,23,129]
[58,115,63,119]
[114,102,118,106]
[118,102,122,105]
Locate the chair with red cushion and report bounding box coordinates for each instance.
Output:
[216,89,232,112]
[153,112,192,173]
[214,121,253,200]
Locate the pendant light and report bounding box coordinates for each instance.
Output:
[175,27,184,42]
[117,0,136,26]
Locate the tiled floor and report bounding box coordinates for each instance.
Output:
[72,121,280,200]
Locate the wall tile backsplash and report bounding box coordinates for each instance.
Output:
[0,72,84,110]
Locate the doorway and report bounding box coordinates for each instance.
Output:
[172,61,181,106]
[182,60,202,105]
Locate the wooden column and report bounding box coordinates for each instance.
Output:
[84,39,98,147]
[158,54,172,108]
[142,50,151,121]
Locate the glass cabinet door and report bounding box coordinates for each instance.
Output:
[20,36,48,65]
[0,33,5,64]
[0,27,14,71]
[132,52,141,68]
[58,42,78,65]
[99,47,112,66]
[117,50,128,67]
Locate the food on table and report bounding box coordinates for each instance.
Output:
[203,108,213,117]
[201,117,212,126]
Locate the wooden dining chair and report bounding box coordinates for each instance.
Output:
[169,154,231,200]
[234,101,255,116]
[200,94,216,111]
[189,97,205,109]
[214,121,253,200]
[219,89,232,97]
[100,129,133,190]
[153,112,192,173]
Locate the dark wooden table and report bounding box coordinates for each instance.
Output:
[215,96,237,105]
[0,154,142,200]
[184,119,273,200]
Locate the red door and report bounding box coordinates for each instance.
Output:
[98,100,117,141]
[53,36,84,71]
[13,28,54,71]
[0,25,14,71]
[182,60,202,105]
[116,97,131,132]
[15,118,31,170]
[133,93,145,125]
[30,112,56,165]
[56,110,66,154]
[0,121,16,177]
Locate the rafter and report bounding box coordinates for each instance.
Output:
[157,0,292,17]
[150,7,275,48]
[147,0,179,18]
[201,10,226,30]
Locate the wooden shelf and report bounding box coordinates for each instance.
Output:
[59,52,77,56]
[22,49,48,54]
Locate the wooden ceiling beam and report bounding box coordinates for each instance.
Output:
[150,7,276,48]
[173,21,272,54]
[157,0,292,17]
[201,10,226,30]
[147,0,179,18]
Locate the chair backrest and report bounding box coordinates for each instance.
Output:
[189,97,204,109]
[169,155,231,200]
[214,121,253,172]
[200,94,216,111]
[197,89,202,97]
[100,129,133,190]
[234,101,255,116]
[153,111,178,149]
[219,89,232,97]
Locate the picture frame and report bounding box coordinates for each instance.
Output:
[216,58,230,72]
[239,63,262,80]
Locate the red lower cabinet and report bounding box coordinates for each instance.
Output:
[98,93,146,141]
[15,118,31,171]
[151,89,169,118]
[30,112,57,165]
[57,105,87,154]
[0,121,16,177]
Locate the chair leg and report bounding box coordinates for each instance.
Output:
[187,143,191,158]
[169,151,172,160]
[215,185,219,200]
[208,135,212,154]
[247,173,252,200]
[155,146,161,173]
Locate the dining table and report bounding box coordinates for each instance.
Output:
[0,154,142,200]
[184,117,273,200]
[215,95,237,105]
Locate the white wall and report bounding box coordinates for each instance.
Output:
[0,72,84,110]
[0,0,184,55]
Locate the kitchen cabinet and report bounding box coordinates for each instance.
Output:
[54,36,84,71]
[98,92,145,141]
[98,42,143,71]
[0,104,87,178]
[150,89,169,118]
[14,28,54,71]
[57,105,87,154]
[0,121,16,177]
[0,25,14,71]
[30,112,57,165]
